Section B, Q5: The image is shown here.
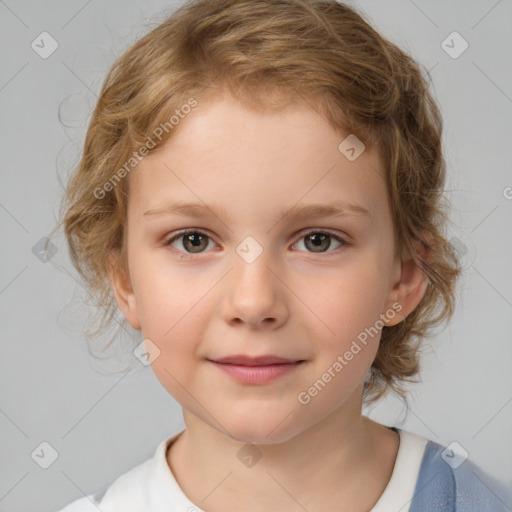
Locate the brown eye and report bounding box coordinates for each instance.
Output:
[294,231,345,253]
[165,230,214,254]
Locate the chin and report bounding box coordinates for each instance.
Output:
[219,411,305,446]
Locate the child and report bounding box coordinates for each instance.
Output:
[55,0,512,510]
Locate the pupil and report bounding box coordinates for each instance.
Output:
[189,234,202,247]
[311,234,324,246]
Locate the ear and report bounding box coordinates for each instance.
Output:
[382,237,431,327]
[107,249,142,331]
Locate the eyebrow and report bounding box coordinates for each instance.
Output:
[143,200,371,222]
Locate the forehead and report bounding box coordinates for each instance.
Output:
[129,93,387,224]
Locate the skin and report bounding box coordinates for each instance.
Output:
[109,90,429,511]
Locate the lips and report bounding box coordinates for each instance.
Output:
[207,355,305,384]
[209,355,302,366]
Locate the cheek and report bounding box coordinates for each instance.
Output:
[303,257,391,348]
[130,247,210,338]
[137,282,207,405]
[128,253,212,397]
[293,256,389,404]
[296,283,381,415]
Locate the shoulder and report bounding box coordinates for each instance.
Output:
[408,434,512,512]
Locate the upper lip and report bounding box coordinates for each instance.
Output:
[209,355,303,366]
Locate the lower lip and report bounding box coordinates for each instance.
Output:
[210,361,303,384]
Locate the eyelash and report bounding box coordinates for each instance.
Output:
[163,228,349,258]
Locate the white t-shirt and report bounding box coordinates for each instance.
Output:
[57,427,428,512]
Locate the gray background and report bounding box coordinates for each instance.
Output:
[1,0,511,511]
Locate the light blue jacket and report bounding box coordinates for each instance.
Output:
[409,436,512,511]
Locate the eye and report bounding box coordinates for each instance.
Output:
[164,229,217,254]
[293,230,345,254]
[163,229,347,256]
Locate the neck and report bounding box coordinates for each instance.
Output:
[167,394,399,511]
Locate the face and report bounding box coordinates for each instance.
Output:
[111,91,426,444]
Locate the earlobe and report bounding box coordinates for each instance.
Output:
[383,238,431,327]
[107,250,142,331]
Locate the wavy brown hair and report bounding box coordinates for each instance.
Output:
[57,0,461,406]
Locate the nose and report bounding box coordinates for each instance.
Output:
[220,249,289,330]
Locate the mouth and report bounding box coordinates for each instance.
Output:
[207,355,306,384]
[209,354,304,366]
